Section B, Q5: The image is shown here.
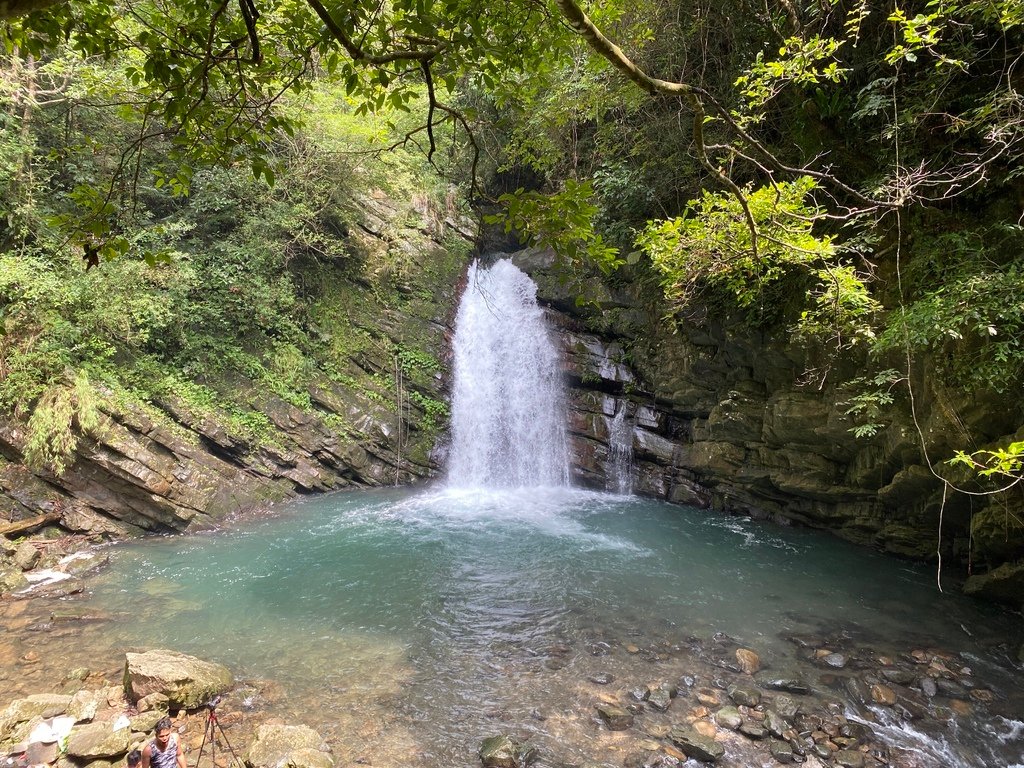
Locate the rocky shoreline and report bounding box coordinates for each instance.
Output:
[3,526,1022,768]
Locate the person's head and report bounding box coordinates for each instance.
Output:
[127,750,142,768]
[154,718,173,749]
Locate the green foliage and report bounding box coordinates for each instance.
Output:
[23,370,102,475]
[735,35,847,127]
[488,180,622,274]
[875,264,1024,394]
[637,177,839,315]
[407,390,449,433]
[0,50,462,466]
[950,441,1024,480]
[841,369,903,438]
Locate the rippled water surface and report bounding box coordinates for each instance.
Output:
[10,487,1024,767]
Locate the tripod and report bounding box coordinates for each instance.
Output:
[194,697,243,768]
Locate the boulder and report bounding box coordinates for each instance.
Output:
[244,724,332,768]
[1,694,73,740]
[478,734,537,768]
[124,650,233,710]
[67,689,101,722]
[65,722,130,759]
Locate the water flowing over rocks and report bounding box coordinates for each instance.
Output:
[1,602,1022,768]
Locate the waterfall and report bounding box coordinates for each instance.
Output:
[606,400,634,495]
[447,259,570,488]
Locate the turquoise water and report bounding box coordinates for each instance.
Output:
[71,488,1022,766]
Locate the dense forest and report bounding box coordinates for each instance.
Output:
[1,1,1023,587]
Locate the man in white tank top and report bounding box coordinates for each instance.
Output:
[141,717,185,768]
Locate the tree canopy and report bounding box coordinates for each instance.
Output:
[3,0,1024,484]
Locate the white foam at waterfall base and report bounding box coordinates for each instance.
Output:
[447,259,569,488]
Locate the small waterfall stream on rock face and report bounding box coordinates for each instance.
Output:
[605,397,634,495]
[447,258,569,488]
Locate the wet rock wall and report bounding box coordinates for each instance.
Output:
[512,249,1024,607]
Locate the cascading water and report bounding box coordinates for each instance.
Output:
[447,258,569,488]
[605,398,634,495]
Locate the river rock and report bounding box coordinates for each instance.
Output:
[245,724,332,768]
[123,650,233,709]
[596,703,633,730]
[668,726,724,763]
[763,709,788,738]
[870,684,897,706]
[879,667,915,686]
[0,562,28,594]
[60,551,109,576]
[738,721,767,739]
[696,688,722,707]
[834,750,865,767]
[935,678,969,699]
[630,686,651,702]
[648,683,675,712]
[65,722,130,758]
[735,648,760,674]
[755,676,809,695]
[589,672,614,685]
[713,706,742,730]
[771,695,799,719]
[478,734,537,768]
[26,741,58,765]
[137,693,170,713]
[769,739,794,763]
[66,689,101,722]
[726,683,760,707]
[823,653,848,669]
[14,541,40,570]
[129,710,166,734]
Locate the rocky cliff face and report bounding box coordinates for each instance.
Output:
[511,249,1024,608]
[0,192,471,540]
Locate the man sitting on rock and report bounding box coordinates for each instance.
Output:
[141,718,185,768]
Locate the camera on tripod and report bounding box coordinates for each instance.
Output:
[195,695,241,768]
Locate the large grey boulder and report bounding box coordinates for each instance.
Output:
[123,650,233,710]
[65,721,130,759]
[244,724,332,768]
